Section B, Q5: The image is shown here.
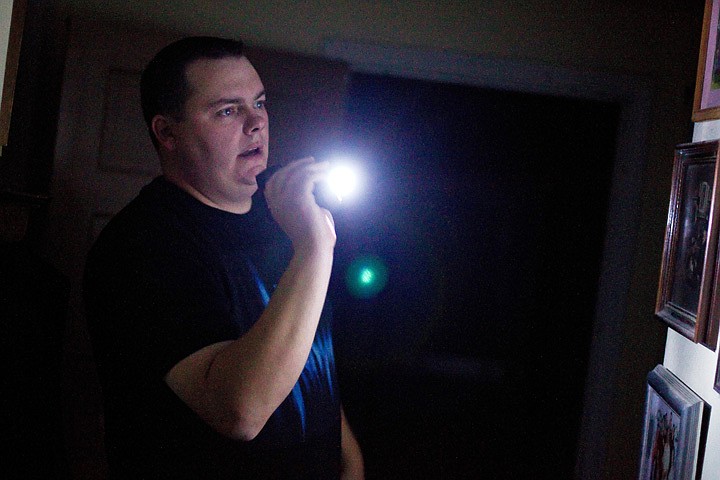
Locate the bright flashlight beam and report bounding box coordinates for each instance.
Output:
[314,159,362,209]
[326,164,359,201]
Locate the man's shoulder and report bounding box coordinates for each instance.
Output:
[87,177,206,272]
[92,180,169,248]
[82,178,224,321]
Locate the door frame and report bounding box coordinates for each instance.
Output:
[323,38,652,477]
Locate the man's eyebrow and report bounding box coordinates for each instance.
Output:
[208,91,266,108]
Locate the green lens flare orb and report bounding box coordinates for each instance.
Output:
[346,254,388,299]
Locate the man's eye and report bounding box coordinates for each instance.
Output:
[218,107,236,117]
[255,100,267,109]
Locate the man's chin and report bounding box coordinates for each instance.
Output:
[244,163,267,183]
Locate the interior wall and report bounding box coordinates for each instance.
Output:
[52,1,705,478]
[662,119,720,480]
[64,0,699,78]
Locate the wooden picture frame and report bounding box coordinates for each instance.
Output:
[656,141,720,349]
[0,0,26,149]
[693,0,720,121]
[639,365,706,480]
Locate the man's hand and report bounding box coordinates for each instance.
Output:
[264,157,336,253]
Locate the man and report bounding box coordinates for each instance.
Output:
[84,36,364,479]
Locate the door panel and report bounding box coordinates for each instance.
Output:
[98,69,159,175]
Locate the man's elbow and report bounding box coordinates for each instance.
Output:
[215,407,270,441]
[223,420,262,442]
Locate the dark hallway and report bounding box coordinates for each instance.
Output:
[331,73,621,479]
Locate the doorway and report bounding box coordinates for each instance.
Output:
[332,72,620,479]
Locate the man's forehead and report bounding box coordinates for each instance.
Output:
[184,56,264,97]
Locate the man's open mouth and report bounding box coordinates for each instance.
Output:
[240,146,262,158]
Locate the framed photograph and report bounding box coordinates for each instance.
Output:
[694,0,720,121]
[639,365,706,480]
[656,141,720,348]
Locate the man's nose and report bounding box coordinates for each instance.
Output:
[243,109,266,135]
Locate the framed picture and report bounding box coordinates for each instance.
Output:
[693,0,720,121]
[639,365,706,480]
[656,141,720,348]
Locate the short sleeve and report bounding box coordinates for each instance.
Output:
[85,227,246,386]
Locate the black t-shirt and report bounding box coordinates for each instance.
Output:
[84,177,341,479]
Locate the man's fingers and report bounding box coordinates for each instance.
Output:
[267,158,330,196]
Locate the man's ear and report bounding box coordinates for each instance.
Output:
[151,115,177,151]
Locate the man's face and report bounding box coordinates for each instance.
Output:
[168,56,269,213]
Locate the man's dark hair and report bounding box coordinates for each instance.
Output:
[140,36,245,150]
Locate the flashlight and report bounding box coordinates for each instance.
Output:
[326,164,359,201]
[315,160,361,209]
[260,158,362,210]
